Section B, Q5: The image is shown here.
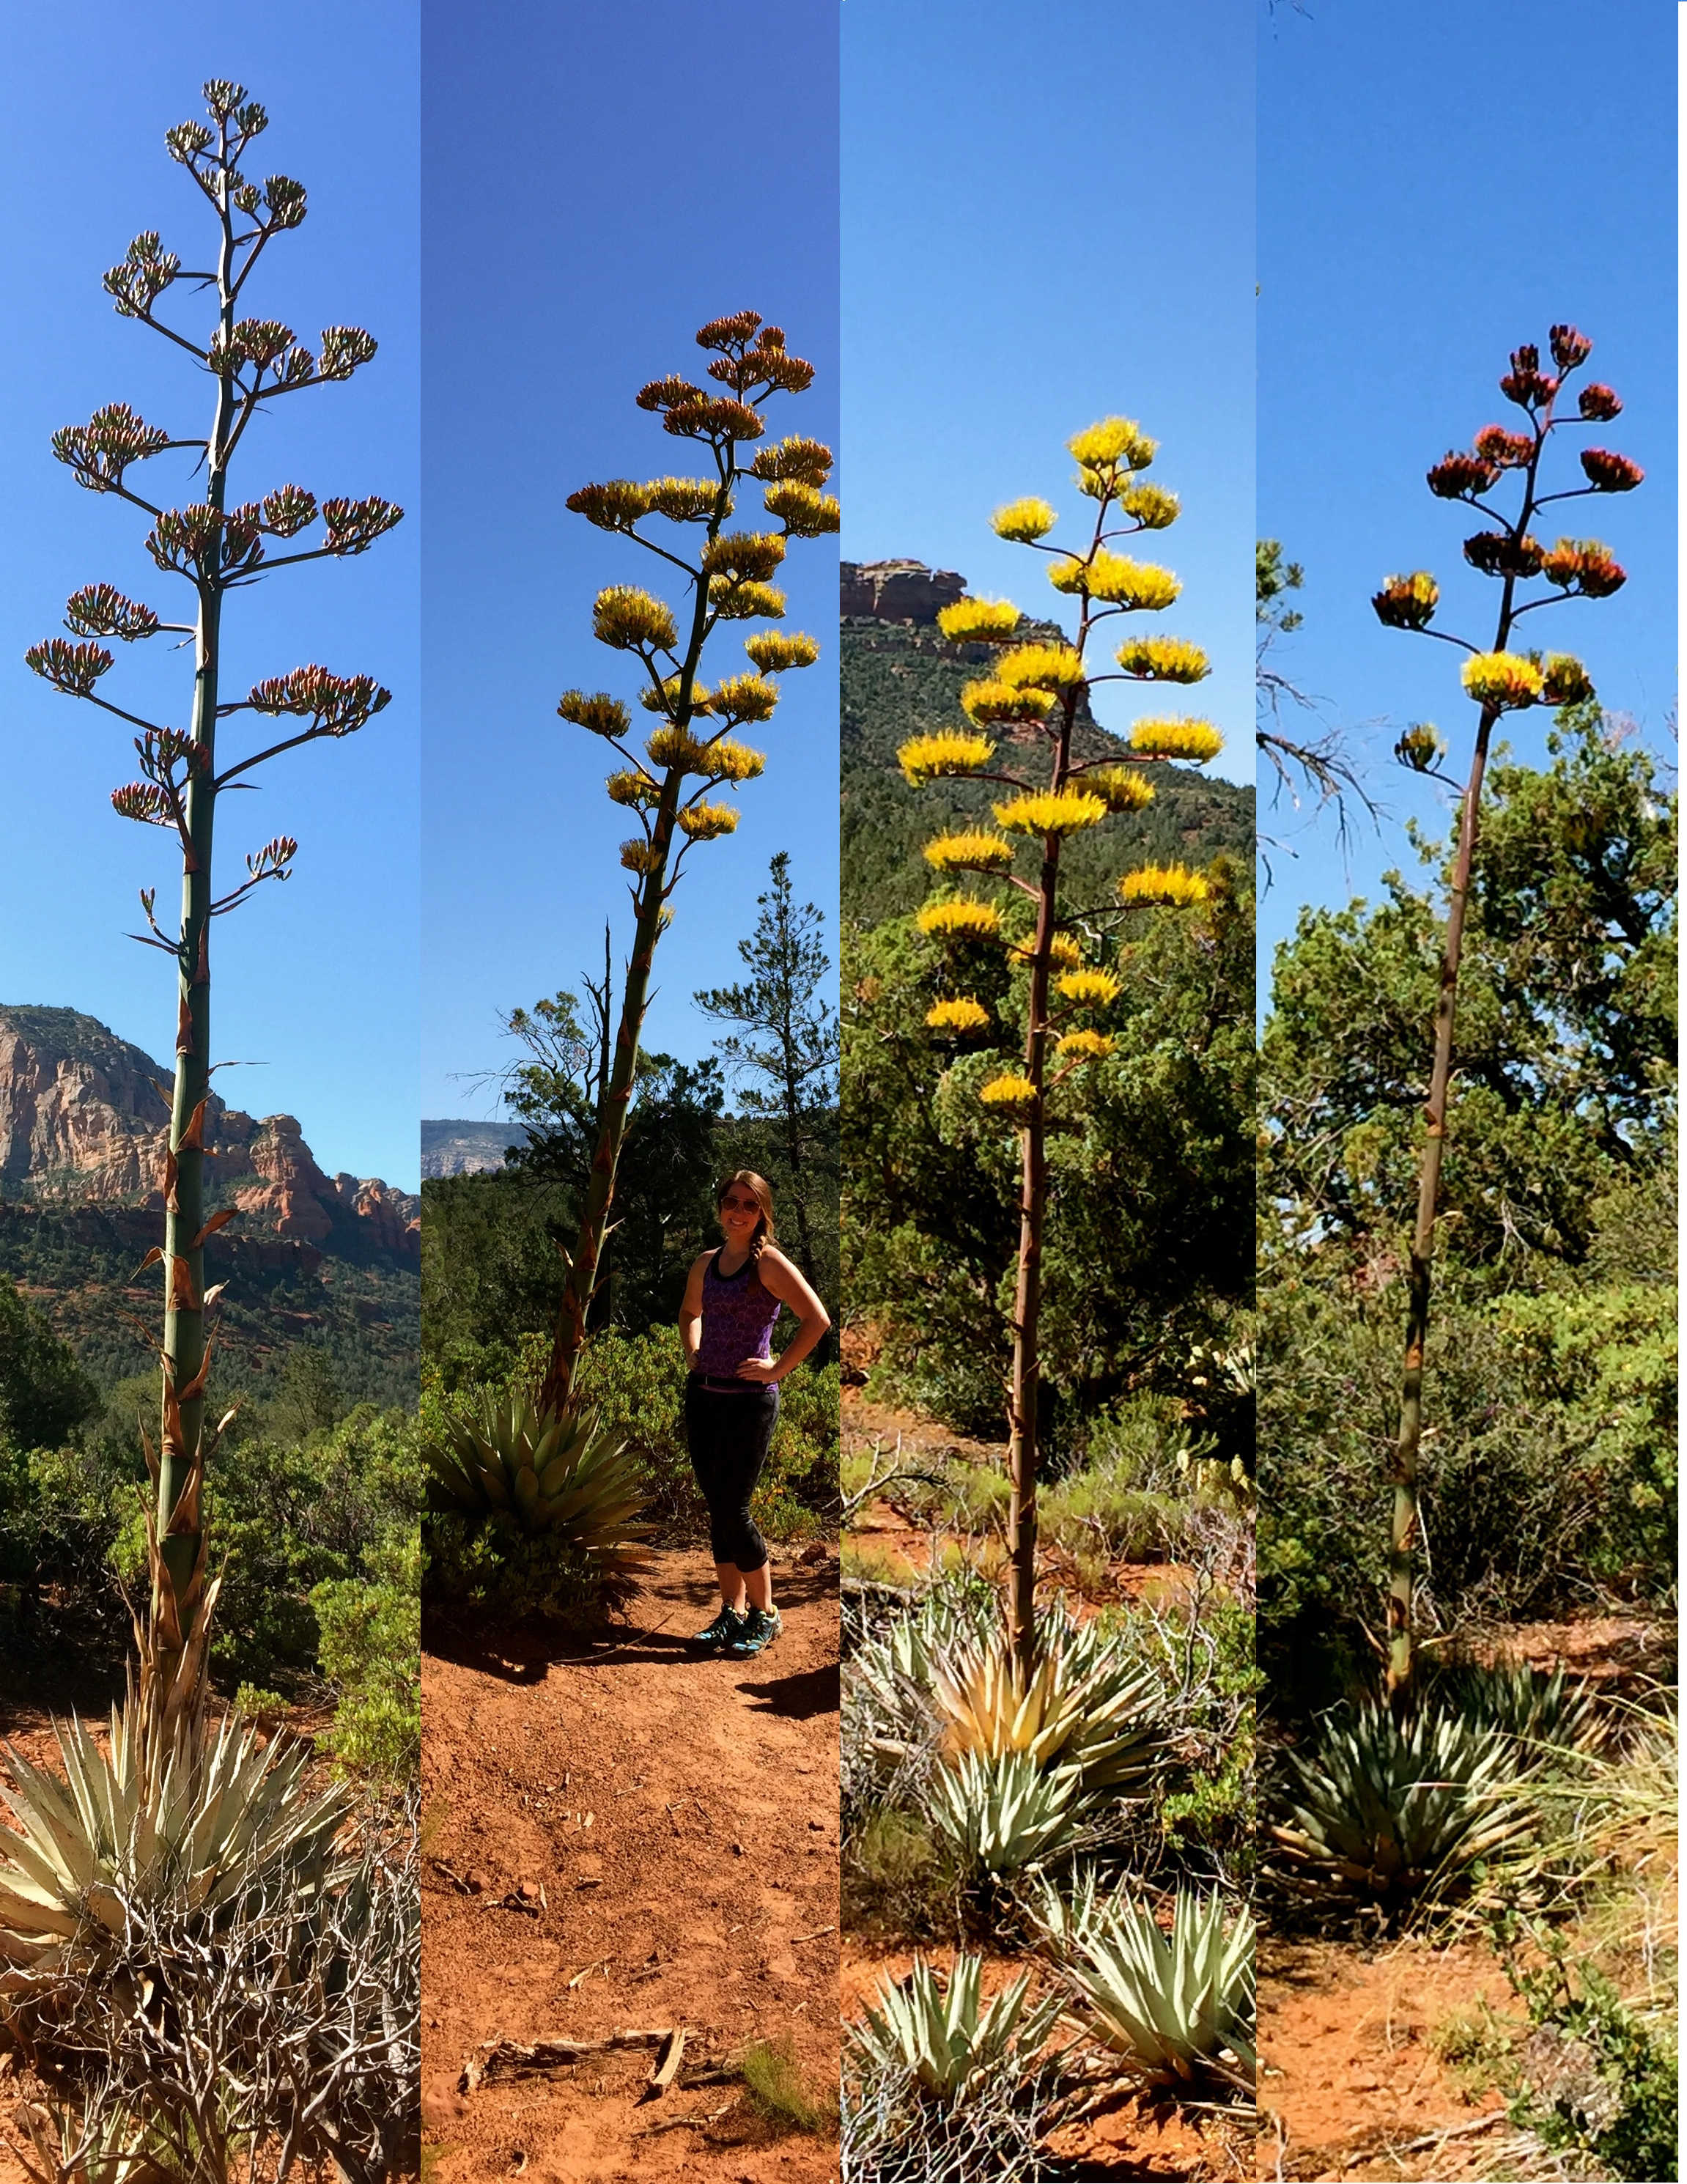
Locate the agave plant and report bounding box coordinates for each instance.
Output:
[848,1952,1063,2104]
[929,1619,1164,1796]
[1430,1661,1604,1760]
[1271,1700,1535,1901]
[424,1388,653,1571]
[0,1705,346,1996]
[1036,1873,1254,2086]
[924,1750,1084,1876]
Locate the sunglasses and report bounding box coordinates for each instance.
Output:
[720,1195,761,1213]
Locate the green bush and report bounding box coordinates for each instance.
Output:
[312,1527,421,1785]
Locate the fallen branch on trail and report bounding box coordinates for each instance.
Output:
[460,2029,672,2094]
[641,2026,686,2100]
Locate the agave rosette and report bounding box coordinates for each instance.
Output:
[929,1623,1164,1797]
[424,1389,654,1571]
[1036,1874,1255,2085]
[849,1950,1063,2103]
[1271,1701,1535,1899]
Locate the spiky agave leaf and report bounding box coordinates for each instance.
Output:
[1036,1874,1254,2085]
[422,1389,654,1571]
[1271,1702,1535,1900]
[848,1951,1063,2103]
[0,1703,348,1992]
[1429,1661,1605,1760]
[925,1751,1082,1875]
[929,1620,1164,1797]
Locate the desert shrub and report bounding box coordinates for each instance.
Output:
[843,1808,960,1942]
[737,2034,835,2135]
[311,1525,421,1785]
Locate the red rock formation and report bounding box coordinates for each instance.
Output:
[841,558,968,624]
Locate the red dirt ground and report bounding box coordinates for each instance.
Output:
[421,1546,841,2184]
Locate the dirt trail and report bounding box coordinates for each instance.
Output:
[421,1546,841,2183]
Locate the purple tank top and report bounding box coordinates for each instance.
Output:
[695,1249,782,1375]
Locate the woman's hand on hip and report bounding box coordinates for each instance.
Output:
[734,1357,780,1384]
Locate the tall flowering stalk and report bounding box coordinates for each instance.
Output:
[1372,325,1639,1707]
[904,418,1223,1674]
[538,311,837,1418]
[24,82,400,1773]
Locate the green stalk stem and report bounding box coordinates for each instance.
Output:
[1386,407,1551,1706]
[540,480,728,1418]
[156,141,236,1653]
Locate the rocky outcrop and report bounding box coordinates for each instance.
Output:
[0,1006,418,1258]
[841,558,967,624]
[421,1119,525,1178]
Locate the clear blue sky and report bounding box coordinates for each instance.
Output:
[0,1,420,1189]
[842,0,1257,790]
[1258,0,1677,984]
[420,1,841,1124]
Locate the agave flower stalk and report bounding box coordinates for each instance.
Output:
[1371,327,1637,1708]
[538,311,837,1418]
[905,421,1225,1673]
[24,82,400,1768]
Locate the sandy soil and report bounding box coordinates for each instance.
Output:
[421,1546,841,2184]
[1258,1938,1512,2182]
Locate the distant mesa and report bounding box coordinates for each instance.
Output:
[841,558,967,625]
[0,1004,418,1258]
[421,1118,525,1179]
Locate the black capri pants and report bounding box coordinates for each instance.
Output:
[684,1378,779,1571]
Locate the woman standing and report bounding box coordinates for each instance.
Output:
[679,1171,830,1657]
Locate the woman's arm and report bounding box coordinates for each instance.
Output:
[678,1253,709,1371]
[749,1247,831,1383]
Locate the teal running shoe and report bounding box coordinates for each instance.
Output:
[727,1606,783,1658]
[690,1602,746,1650]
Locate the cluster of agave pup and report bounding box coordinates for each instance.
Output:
[844,1591,1255,2110]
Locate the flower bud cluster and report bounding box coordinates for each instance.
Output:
[147,503,263,577]
[1540,539,1626,597]
[64,583,160,641]
[53,403,171,490]
[1499,344,1559,408]
[26,637,113,696]
[247,665,391,734]
[322,495,404,556]
[1463,531,1543,578]
[103,232,181,317]
[1371,572,1439,630]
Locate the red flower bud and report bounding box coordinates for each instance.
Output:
[1463,531,1543,578]
[1578,383,1622,421]
[1426,451,1498,498]
[1580,447,1642,492]
[1474,425,1534,468]
[1549,324,1592,371]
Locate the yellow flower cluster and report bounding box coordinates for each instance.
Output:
[991,498,1057,542]
[619,838,663,874]
[711,673,780,723]
[980,1073,1038,1108]
[1119,865,1211,908]
[917,899,1003,942]
[1056,967,1121,1008]
[1121,483,1180,529]
[558,689,632,737]
[679,801,739,840]
[1084,553,1181,610]
[747,435,833,488]
[1086,766,1156,814]
[926,997,991,1033]
[923,830,1014,871]
[646,726,711,772]
[1056,1029,1115,1060]
[644,476,725,523]
[593,586,677,652]
[1011,930,1083,970]
[937,597,1021,644]
[701,530,786,581]
[1129,717,1224,764]
[1115,635,1210,682]
[898,731,995,783]
[706,737,766,783]
[996,643,1087,693]
[746,631,819,672]
[709,577,786,621]
[1067,417,1156,471]
[640,674,712,716]
[1461,650,1544,709]
[994,790,1108,836]
[961,678,1057,724]
[569,479,651,528]
[606,769,660,808]
[1539,652,1594,705]
[764,481,841,535]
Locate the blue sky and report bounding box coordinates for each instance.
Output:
[1258,0,1677,982]
[420,1,840,1124]
[842,0,1257,791]
[0,1,420,1188]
